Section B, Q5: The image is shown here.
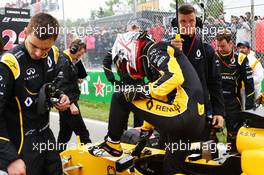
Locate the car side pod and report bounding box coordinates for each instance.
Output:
[236,126,264,175]
[236,126,264,153]
[241,148,264,175]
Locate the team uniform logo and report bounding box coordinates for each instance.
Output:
[194,49,202,60]
[26,68,36,75]
[25,67,39,80]
[230,58,236,65]
[47,56,53,68]
[24,97,33,107]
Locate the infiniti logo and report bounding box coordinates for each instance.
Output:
[26,68,36,75]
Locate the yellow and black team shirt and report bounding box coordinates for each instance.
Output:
[0,44,59,169]
[217,49,255,109]
[55,50,81,103]
[133,42,205,118]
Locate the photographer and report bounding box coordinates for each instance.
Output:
[56,39,91,152]
[0,13,70,175]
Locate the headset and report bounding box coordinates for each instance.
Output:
[70,39,85,54]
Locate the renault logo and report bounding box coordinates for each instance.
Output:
[47,56,52,68]
[26,68,36,75]
[194,49,202,60]
[196,49,201,57]
[25,97,33,107]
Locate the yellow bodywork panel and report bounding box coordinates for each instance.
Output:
[61,125,264,175]
[241,148,264,175]
[236,127,264,154]
[61,142,165,175]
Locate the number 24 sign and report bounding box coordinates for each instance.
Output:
[2,29,26,50]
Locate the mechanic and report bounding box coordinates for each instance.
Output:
[170,4,225,140]
[56,39,91,151]
[0,13,70,175]
[237,41,264,99]
[216,30,255,138]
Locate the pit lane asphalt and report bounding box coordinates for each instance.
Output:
[50,112,108,143]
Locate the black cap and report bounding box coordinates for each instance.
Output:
[237,41,250,48]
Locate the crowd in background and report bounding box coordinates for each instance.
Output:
[55,27,126,69]
[54,11,264,70]
[204,12,264,55]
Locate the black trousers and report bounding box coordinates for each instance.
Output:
[224,97,243,132]
[21,128,62,175]
[159,113,213,150]
[133,113,143,128]
[58,102,91,151]
[224,97,243,151]
[112,92,143,129]
[107,92,206,174]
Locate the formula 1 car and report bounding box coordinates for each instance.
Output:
[61,108,264,175]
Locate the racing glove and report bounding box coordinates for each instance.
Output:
[122,85,151,102]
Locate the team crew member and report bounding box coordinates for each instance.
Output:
[94,31,206,174]
[170,4,225,134]
[56,39,91,151]
[237,41,264,98]
[216,30,255,134]
[0,13,70,175]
